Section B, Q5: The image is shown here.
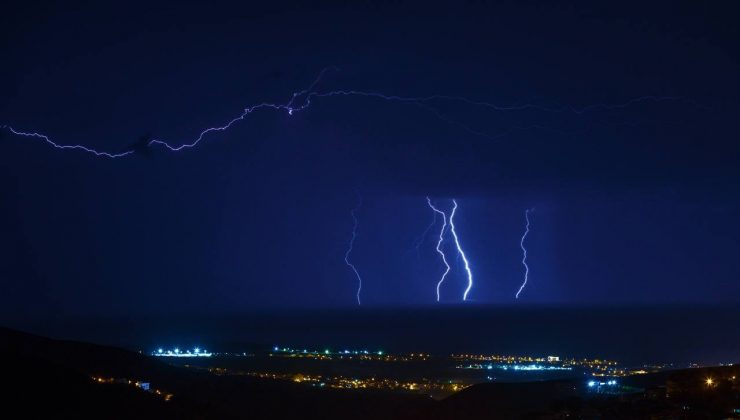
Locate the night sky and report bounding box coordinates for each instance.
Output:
[1,1,738,322]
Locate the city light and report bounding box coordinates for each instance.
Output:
[461,363,572,371]
[91,376,173,402]
[237,371,468,396]
[587,379,618,389]
[152,347,212,357]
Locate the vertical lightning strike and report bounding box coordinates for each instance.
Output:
[426,197,451,302]
[515,208,532,299]
[345,195,363,306]
[449,199,475,301]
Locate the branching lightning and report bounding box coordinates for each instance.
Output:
[1,67,337,157]
[2,66,697,158]
[449,199,475,301]
[345,194,363,306]
[515,208,533,299]
[426,197,450,302]
[409,209,437,259]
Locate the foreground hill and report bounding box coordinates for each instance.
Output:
[0,327,432,419]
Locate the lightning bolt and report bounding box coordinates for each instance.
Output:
[1,67,337,157]
[345,194,363,306]
[515,208,532,299]
[2,66,698,158]
[449,199,474,301]
[2,126,137,158]
[409,208,437,259]
[426,197,450,302]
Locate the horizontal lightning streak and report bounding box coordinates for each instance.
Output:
[2,66,694,158]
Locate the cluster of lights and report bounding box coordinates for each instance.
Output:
[272,346,383,356]
[505,364,572,371]
[703,375,737,389]
[152,347,212,357]
[452,354,619,376]
[272,346,384,357]
[588,379,618,387]
[91,376,173,401]
[269,346,435,363]
[452,354,551,363]
[458,363,572,371]
[240,371,467,396]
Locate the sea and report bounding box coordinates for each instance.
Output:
[6,305,739,367]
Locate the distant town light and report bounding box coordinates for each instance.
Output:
[152,347,212,357]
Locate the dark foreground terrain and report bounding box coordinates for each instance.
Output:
[0,327,736,419]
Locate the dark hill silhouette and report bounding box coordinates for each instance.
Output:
[0,331,195,418]
[0,327,431,419]
[435,380,581,418]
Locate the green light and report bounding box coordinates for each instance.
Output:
[324,349,330,354]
